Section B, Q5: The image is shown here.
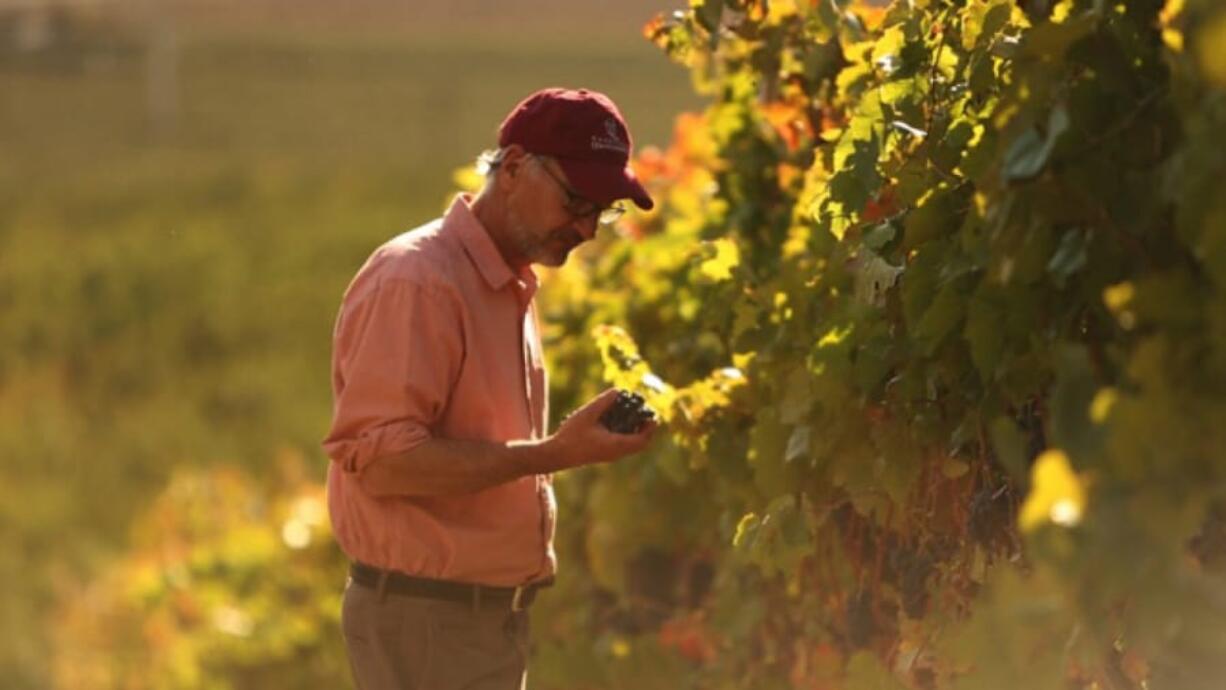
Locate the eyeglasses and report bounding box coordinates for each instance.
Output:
[534,156,626,226]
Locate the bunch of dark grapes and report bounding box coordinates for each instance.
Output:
[889,547,934,619]
[1190,503,1226,571]
[1015,398,1047,464]
[845,589,876,649]
[599,390,656,434]
[969,484,1015,550]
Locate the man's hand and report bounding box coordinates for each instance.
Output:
[360,389,659,497]
[539,388,658,472]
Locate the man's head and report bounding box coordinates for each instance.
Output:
[472,88,654,269]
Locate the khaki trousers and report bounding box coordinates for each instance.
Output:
[341,577,530,690]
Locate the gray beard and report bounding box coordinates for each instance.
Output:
[508,215,572,266]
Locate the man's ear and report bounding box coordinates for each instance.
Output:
[496,145,532,188]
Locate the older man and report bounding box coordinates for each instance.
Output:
[322,88,657,690]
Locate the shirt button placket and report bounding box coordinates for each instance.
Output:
[521,310,536,437]
[519,295,552,576]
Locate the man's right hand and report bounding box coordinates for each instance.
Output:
[360,388,658,497]
[538,388,658,472]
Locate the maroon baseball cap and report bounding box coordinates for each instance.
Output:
[498,87,654,211]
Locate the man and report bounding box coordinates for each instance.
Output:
[321,87,658,690]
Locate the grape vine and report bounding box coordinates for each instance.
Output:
[532,0,1226,687]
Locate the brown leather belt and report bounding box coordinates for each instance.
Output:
[349,562,553,611]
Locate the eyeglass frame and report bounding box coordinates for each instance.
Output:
[530,155,627,227]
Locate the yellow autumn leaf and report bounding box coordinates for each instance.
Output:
[1090,388,1118,424]
[1160,0,1184,51]
[1160,0,1184,24]
[1103,283,1133,309]
[1051,0,1074,23]
[1163,28,1184,52]
[942,457,971,479]
[1103,281,1137,329]
[1019,449,1086,531]
[767,0,797,25]
[698,238,740,281]
[1198,11,1226,86]
[817,325,852,348]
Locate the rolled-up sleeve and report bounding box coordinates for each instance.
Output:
[322,276,464,474]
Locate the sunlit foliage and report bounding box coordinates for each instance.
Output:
[530,0,1226,687]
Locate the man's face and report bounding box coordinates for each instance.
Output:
[504,156,601,268]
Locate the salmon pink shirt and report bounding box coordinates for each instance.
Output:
[322,195,556,587]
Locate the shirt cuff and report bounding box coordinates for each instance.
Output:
[322,421,432,474]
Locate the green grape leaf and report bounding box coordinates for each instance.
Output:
[990,416,1030,485]
[901,241,947,326]
[913,281,967,356]
[852,251,903,307]
[731,496,814,577]
[962,0,1013,51]
[872,424,923,504]
[863,222,898,251]
[960,122,998,180]
[1049,346,1105,462]
[1045,227,1090,287]
[748,408,799,498]
[852,333,895,395]
[845,650,908,689]
[692,0,723,33]
[931,117,976,172]
[731,294,763,344]
[1132,271,1203,330]
[965,285,1007,381]
[1003,106,1070,182]
[785,424,811,464]
[1020,10,1098,59]
[779,367,815,424]
[881,78,920,107]
[828,170,872,222]
[1010,220,1057,286]
[903,189,956,251]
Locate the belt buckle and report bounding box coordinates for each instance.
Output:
[510,585,527,612]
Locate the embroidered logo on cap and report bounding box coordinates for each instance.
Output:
[591,118,629,154]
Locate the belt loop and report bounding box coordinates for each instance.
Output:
[376,569,390,603]
[472,584,482,613]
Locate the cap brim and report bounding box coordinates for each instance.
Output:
[556,158,654,212]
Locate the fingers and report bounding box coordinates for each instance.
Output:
[551,394,661,469]
[565,388,660,447]
[614,418,659,452]
[587,388,621,416]
[560,388,613,424]
[565,388,621,425]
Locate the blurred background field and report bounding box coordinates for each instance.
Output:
[0,1,697,687]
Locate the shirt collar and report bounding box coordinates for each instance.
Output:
[447,194,539,300]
